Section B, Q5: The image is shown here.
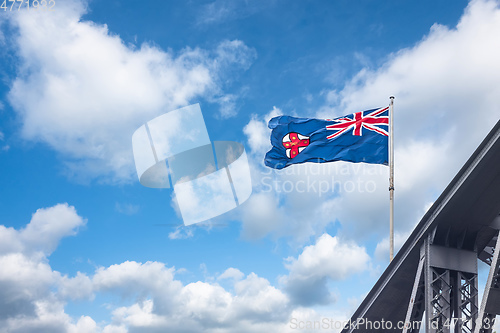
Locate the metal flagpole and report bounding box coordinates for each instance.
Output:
[389,96,395,262]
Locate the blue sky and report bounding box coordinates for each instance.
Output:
[0,0,499,332]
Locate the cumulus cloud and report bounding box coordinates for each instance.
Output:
[281,233,370,306]
[285,234,369,281]
[0,206,276,332]
[0,203,86,257]
[5,0,255,183]
[0,204,282,332]
[58,272,94,301]
[0,203,374,332]
[241,0,500,245]
[87,236,369,331]
[218,267,245,281]
[21,204,86,255]
[0,253,57,320]
[93,262,291,333]
[0,203,94,333]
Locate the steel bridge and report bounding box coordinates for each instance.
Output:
[342,120,500,333]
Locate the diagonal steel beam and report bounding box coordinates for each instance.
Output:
[475,233,500,333]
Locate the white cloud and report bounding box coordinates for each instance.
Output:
[6,0,255,183]
[218,267,244,281]
[70,316,99,333]
[374,231,412,262]
[1,299,91,333]
[285,234,369,281]
[0,205,291,332]
[21,204,86,255]
[93,264,291,333]
[110,300,167,329]
[234,273,290,316]
[239,191,287,239]
[0,203,86,257]
[0,253,57,319]
[58,272,94,301]
[93,261,181,302]
[0,204,94,333]
[281,233,370,306]
[0,225,22,254]
[243,106,282,156]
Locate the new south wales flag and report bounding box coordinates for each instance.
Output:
[264,107,389,169]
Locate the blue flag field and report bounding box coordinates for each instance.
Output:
[264,107,390,169]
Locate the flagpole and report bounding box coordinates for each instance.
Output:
[389,96,395,262]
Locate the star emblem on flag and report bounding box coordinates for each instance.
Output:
[326,106,389,140]
[282,132,310,158]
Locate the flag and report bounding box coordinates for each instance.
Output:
[264,107,389,169]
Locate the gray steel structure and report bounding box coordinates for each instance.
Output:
[341,120,500,333]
